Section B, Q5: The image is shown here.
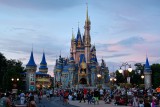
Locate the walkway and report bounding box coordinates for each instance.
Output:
[69,100,130,107]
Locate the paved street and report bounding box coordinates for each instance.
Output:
[36,96,129,107]
[15,96,130,107]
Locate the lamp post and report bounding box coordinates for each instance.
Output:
[11,78,19,93]
[110,77,117,85]
[118,62,132,83]
[97,74,102,88]
[141,75,144,84]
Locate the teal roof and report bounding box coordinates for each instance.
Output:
[26,51,37,67]
[40,52,47,65]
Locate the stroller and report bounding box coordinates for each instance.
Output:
[90,97,96,104]
[104,96,111,104]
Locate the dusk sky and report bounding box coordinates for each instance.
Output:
[0,0,160,76]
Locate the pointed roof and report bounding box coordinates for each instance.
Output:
[85,3,90,22]
[26,51,37,67]
[76,27,82,44]
[40,52,47,65]
[145,56,151,70]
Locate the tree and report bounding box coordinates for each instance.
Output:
[151,64,160,89]
[115,70,125,84]
[0,53,7,90]
[0,52,26,91]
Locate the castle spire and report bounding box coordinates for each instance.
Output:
[72,28,75,40]
[26,50,37,67]
[145,56,150,70]
[86,3,89,22]
[39,51,48,73]
[40,52,47,65]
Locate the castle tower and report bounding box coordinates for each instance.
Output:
[70,29,77,60]
[26,50,37,91]
[39,52,48,73]
[144,56,152,89]
[90,54,97,86]
[68,53,75,87]
[84,4,91,63]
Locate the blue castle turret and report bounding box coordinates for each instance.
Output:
[26,50,37,91]
[26,51,37,68]
[39,52,48,74]
[144,56,152,89]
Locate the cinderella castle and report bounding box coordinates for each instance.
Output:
[54,6,109,88]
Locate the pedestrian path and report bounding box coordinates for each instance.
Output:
[69,100,130,107]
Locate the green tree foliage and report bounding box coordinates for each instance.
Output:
[151,64,160,89]
[0,52,26,91]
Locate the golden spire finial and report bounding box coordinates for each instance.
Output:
[78,21,79,28]
[72,28,75,40]
[86,3,89,21]
[32,43,33,52]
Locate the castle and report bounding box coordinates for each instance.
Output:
[54,6,109,88]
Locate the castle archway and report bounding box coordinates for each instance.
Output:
[79,78,87,84]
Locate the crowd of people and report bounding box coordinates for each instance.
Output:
[1,86,160,107]
[55,86,160,107]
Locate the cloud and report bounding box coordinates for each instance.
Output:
[11,27,35,32]
[117,36,145,47]
[0,0,82,11]
[96,36,145,53]
[103,53,130,59]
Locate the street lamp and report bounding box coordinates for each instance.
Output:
[118,62,132,83]
[110,77,117,84]
[11,77,19,93]
[141,75,144,84]
[97,74,102,87]
[141,75,144,79]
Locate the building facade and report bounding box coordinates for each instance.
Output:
[54,6,109,88]
[25,51,52,91]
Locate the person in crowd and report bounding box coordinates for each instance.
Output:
[49,89,53,100]
[28,96,36,107]
[38,90,42,103]
[79,90,85,103]
[0,93,6,107]
[99,88,104,100]
[83,88,87,100]
[139,100,144,107]
[132,95,139,107]
[20,91,25,105]
[87,91,92,104]
[63,90,69,105]
[144,99,151,107]
[94,89,100,105]
[5,92,12,107]
[46,89,50,101]
[59,90,64,101]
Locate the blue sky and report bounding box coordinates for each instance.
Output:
[0,0,160,76]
